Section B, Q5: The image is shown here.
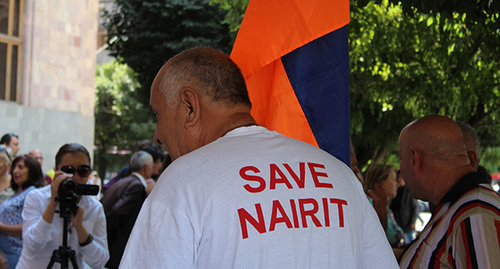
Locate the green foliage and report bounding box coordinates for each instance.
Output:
[349,0,500,170]
[210,0,249,42]
[201,0,500,172]
[94,60,155,178]
[103,0,232,105]
[100,0,500,174]
[482,147,500,174]
[392,0,500,30]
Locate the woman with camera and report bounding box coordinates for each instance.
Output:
[17,143,109,269]
[0,154,45,268]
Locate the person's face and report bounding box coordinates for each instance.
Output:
[12,159,29,187]
[145,161,154,180]
[57,152,91,184]
[396,172,406,187]
[398,129,425,201]
[380,170,398,199]
[398,130,411,186]
[9,136,19,156]
[30,151,44,166]
[150,69,185,161]
[152,159,162,176]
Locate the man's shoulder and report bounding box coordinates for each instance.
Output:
[441,185,500,226]
[27,185,50,198]
[121,174,141,182]
[103,175,142,197]
[459,184,500,205]
[112,174,141,187]
[192,125,331,161]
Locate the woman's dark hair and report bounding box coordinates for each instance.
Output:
[55,143,91,169]
[10,154,45,191]
[142,146,165,163]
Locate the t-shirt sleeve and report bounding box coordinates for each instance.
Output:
[21,190,54,251]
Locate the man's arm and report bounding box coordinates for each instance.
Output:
[22,191,54,251]
[109,182,144,216]
[106,181,144,232]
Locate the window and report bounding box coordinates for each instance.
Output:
[0,0,22,102]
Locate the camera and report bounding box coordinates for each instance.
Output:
[57,179,99,218]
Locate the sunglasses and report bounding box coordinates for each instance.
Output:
[60,165,92,177]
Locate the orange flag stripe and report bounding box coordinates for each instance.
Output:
[246,60,318,147]
[231,0,350,79]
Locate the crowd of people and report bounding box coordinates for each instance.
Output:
[1,47,500,268]
[0,131,170,268]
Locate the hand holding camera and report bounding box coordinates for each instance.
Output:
[51,166,98,218]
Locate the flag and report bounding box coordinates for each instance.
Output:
[231,0,351,165]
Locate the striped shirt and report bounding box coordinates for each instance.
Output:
[399,171,500,269]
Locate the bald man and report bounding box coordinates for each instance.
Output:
[398,115,500,268]
[120,47,398,268]
[29,149,44,166]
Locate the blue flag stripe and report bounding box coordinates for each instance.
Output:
[281,26,350,165]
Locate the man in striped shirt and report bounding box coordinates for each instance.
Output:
[398,115,500,268]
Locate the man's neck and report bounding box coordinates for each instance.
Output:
[201,109,256,146]
[132,172,148,188]
[432,165,475,205]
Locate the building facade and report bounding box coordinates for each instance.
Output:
[0,0,99,172]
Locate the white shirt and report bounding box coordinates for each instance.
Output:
[17,185,109,269]
[121,126,398,268]
[132,172,147,188]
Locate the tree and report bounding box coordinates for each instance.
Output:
[213,0,500,172]
[103,0,232,105]
[102,0,500,173]
[349,0,500,171]
[211,0,249,42]
[94,60,155,179]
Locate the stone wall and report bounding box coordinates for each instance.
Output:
[0,0,99,171]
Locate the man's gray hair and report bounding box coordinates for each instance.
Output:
[129,151,153,172]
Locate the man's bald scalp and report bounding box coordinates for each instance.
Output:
[404,115,469,165]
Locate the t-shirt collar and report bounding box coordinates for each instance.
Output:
[439,170,491,204]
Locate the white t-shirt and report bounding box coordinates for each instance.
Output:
[120,126,398,268]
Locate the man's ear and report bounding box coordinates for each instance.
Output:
[411,147,420,174]
[180,87,200,128]
[466,150,478,169]
[141,164,149,177]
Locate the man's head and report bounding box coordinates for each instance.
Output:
[398,115,474,205]
[142,146,165,177]
[1,133,19,156]
[29,149,44,166]
[129,151,154,180]
[149,47,255,160]
[456,121,480,170]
